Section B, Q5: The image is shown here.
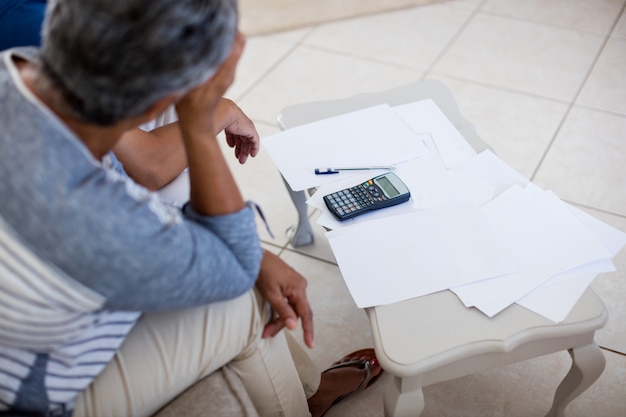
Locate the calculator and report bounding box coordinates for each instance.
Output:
[323,172,411,220]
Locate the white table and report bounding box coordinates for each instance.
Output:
[277,80,608,417]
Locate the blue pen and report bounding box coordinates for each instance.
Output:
[314,166,395,175]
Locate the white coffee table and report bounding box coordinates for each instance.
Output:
[277,80,608,417]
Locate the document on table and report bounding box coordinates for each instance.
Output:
[516,259,616,322]
[262,104,429,191]
[450,150,534,197]
[451,186,615,317]
[326,205,519,308]
[517,203,626,322]
[392,99,476,168]
[565,201,626,257]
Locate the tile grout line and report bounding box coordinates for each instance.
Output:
[424,71,575,105]
[421,0,488,79]
[573,102,626,120]
[281,247,338,266]
[233,27,317,104]
[529,0,626,182]
[477,9,621,37]
[563,199,626,221]
[292,42,425,75]
[600,345,626,357]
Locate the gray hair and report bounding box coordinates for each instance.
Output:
[39,0,238,126]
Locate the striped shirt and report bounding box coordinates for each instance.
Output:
[0,48,263,415]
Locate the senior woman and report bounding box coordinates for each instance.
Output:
[0,0,381,416]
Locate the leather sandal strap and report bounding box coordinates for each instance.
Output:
[321,359,372,393]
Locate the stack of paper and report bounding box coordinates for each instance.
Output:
[450,185,619,320]
[262,99,626,322]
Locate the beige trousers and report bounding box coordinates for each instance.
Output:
[73,290,321,417]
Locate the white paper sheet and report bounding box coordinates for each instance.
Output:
[393,99,476,168]
[564,202,626,256]
[516,259,615,322]
[451,186,614,317]
[262,104,429,191]
[450,150,532,197]
[513,201,626,322]
[392,143,494,210]
[326,205,519,308]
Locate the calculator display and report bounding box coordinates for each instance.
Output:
[375,176,400,197]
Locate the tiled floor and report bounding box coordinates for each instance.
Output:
[224,0,626,415]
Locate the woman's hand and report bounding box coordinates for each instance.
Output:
[255,250,315,349]
[214,99,260,164]
[175,32,245,135]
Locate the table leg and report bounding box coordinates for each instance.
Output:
[384,375,425,417]
[282,177,314,247]
[545,343,606,417]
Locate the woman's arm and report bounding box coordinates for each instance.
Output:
[112,97,260,191]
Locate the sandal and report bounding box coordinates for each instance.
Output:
[319,348,383,415]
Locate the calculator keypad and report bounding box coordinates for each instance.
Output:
[324,182,387,217]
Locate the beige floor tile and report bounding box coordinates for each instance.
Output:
[446,0,484,11]
[482,0,624,35]
[577,37,626,115]
[227,35,297,101]
[261,27,314,44]
[433,13,605,101]
[236,46,423,124]
[261,241,284,254]
[287,210,337,264]
[533,106,626,216]
[613,8,626,39]
[428,75,569,178]
[302,3,472,70]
